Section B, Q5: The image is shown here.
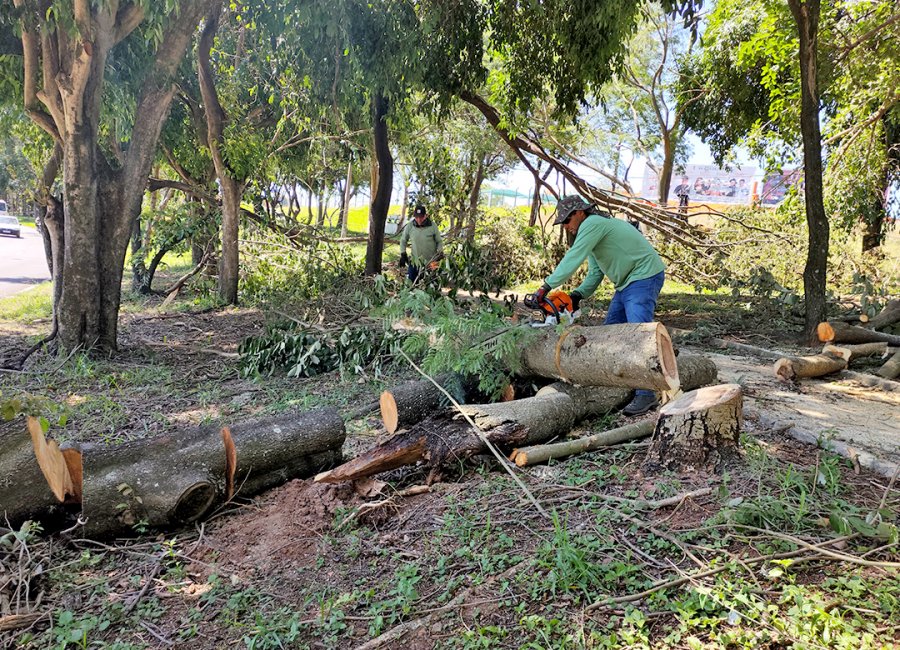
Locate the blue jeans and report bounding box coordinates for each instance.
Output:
[407,265,420,282]
[604,271,665,398]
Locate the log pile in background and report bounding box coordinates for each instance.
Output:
[2,409,345,538]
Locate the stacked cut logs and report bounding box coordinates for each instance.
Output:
[318,323,739,482]
[0,408,345,538]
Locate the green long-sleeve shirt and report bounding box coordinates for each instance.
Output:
[399,218,443,264]
[545,214,665,297]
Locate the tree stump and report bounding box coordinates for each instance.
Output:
[644,384,743,473]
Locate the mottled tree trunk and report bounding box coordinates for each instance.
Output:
[340,160,353,238]
[365,92,393,276]
[788,0,828,343]
[657,135,675,206]
[466,156,485,241]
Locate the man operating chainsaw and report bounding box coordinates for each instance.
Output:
[398,204,444,282]
[531,195,666,416]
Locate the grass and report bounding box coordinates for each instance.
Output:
[0,282,53,321]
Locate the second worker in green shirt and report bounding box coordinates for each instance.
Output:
[532,195,666,416]
[398,204,443,283]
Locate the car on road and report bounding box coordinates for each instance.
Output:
[0,215,21,238]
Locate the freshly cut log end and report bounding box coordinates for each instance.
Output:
[61,444,83,504]
[773,352,847,382]
[0,421,72,524]
[644,383,743,473]
[817,322,835,342]
[379,373,468,434]
[380,391,400,434]
[27,416,76,502]
[522,322,679,392]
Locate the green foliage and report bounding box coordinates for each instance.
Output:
[239,323,400,380]
[381,288,537,398]
[439,210,563,295]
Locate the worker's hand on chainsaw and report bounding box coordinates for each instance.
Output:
[398,252,409,267]
[534,283,550,304]
[569,290,583,311]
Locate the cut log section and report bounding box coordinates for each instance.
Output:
[822,342,888,362]
[774,350,849,382]
[0,419,72,524]
[521,323,679,392]
[876,349,900,380]
[817,321,900,346]
[81,407,344,538]
[512,420,655,467]
[644,384,743,473]
[380,373,470,434]
[869,299,900,331]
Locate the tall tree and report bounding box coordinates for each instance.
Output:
[8,0,215,351]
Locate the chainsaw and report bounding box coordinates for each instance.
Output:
[523,289,580,327]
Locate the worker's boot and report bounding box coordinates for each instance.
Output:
[623,392,659,416]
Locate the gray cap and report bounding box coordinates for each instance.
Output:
[553,195,593,225]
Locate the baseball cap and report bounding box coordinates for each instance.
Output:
[553,195,592,225]
[413,205,426,217]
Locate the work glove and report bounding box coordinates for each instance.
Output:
[398,252,408,267]
[569,290,583,311]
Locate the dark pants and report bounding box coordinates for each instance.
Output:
[407,265,420,282]
[604,271,665,398]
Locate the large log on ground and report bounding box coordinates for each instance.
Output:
[380,373,471,434]
[817,321,900,346]
[869,299,900,331]
[0,418,75,524]
[82,408,344,537]
[644,384,743,473]
[520,323,679,392]
[876,349,900,380]
[317,391,580,483]
[822,342,888,362]
[773,350,849,382]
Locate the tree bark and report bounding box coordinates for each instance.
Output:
[380,373,472,434]
[521,323,679,392]
[465,156,485,240]
[657,134,675,206]
[869,299,900,331]
[876,350,900,380]
[340,159,353,238]
[821,342,887,362]
[644,384,743,473]
[817,321,900,346]
[512,421,655,467]
[774,351,848,382]
[198,1,242,305]
[365,92,393,276]
[787,0,829,343]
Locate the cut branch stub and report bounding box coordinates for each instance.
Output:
[521,323,679,392]
[644,384,743,473]
[0,419,71,524]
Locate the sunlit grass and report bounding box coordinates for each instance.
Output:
[0,282,53,321]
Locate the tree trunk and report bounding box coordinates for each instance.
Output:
[198,2,242,305]
[131,216,151,294]
[521,323,679,392]
[365,92,393,276]
[822,342,887,362]
[869,299,900,331]
[644,384,743,473]
[817,321,900,346]
[773,351,848,381]
[42,196,65,319]
[380,373,472,434]
[340,159,353,238]
[80,408,344,538]
[657,135,675,206]
[787,0,828,343]
[876,350,900,380]
[466,156,485,241]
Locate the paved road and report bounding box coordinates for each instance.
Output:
[0,225,51,298]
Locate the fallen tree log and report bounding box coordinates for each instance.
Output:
[817,321,900,346]
[380,373,471,434]
[644,384,743,473]
[822,342,888,362]
[511,354,717,466]
[521,323,679,392]
[869,299,900,331]
[81,408,344,538]
[876,349,900,380]
[511,420,655,467]
[0,418,75,524]
[774,350,849,382]
[832,313,869,324]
